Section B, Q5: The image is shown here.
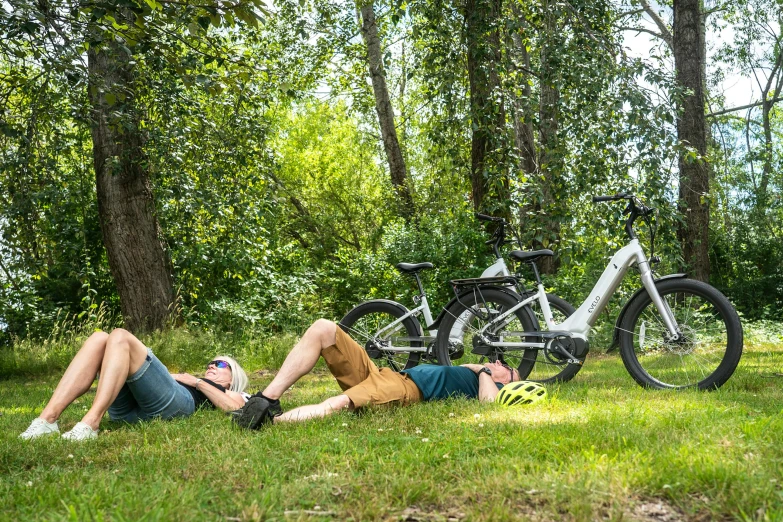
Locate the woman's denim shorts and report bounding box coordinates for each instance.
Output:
[107,348,196,423]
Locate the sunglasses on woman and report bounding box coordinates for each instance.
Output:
[206,360,231,371]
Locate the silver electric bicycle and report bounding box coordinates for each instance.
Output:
[434,194,744,390]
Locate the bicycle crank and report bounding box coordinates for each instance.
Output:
[544,335,589,365]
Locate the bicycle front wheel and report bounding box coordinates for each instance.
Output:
[339,300,424,371]
[619,278,743,390]
[434,287,538,373]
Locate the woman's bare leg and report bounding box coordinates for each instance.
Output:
[262,319,337,400]
[39,332,109,423]
[79,329,149,430]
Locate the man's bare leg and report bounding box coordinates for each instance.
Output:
[274,394,352,423]
[79,329,149,430]
[261,319,337,400]
[39,332,110,423]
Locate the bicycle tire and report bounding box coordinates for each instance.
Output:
[515,293,583,383]
[434,287,538,376]
[339,300,424,371]
[618,278,743,390]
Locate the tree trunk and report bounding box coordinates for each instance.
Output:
[464,0,507,212]
[359,2,414,218]
[699,0,710,147]
[758,50,782,210]
[509,22,537,177]
[759,99,773,206]
[537,2,561,275]
[88,45,174,333]
[673,0,710,282]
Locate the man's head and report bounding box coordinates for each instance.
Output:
[484,360,519,385]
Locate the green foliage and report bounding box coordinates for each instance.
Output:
[324,210,490,312]
[0,304,120,376]
[0,64,115,344]
[1,0,782,343]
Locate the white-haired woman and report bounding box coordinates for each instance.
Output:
[19,328,249,441]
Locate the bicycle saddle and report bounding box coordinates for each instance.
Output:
[510,250,554,263]
[396,262,434,274]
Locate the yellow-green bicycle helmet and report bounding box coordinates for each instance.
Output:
[496,381,547,406]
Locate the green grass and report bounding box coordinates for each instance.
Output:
[1,327,782,521]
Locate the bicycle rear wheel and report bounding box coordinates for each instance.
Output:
[619,278,743,390]
[434,287,538,373]
[339,300,424,371]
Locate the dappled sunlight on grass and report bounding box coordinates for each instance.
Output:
[0,405,38,416]
[476,403,591,427]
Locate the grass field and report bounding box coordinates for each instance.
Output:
[1,328,782,521]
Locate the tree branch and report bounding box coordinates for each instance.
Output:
[639,0,672,49]
[617,8,646,18]
[762,44,783,97]
[707,96,783,118]
[618,26,667,43]
[0,256,22,294]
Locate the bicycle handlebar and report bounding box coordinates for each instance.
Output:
[591,193,655,240]
[475,213,510,256]
[475,213,506,223]
[591,194,632,202]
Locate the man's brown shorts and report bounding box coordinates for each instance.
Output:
[321,327,423,408]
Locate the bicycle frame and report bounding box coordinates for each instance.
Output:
[371,297,435,353]
[480,258,511,279]
[390,256,514,341]
[475,238,681,347]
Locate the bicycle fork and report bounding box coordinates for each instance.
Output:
[638,261,680,341]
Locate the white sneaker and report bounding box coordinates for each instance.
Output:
[19,418,60,440]
[61,422,98,441]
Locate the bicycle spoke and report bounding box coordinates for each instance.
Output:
[625,284,736,388]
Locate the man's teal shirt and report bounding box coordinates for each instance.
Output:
[401,365,502,400]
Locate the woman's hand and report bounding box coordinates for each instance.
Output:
[171,373,200,387]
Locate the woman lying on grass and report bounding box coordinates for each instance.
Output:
[19,329,249,441]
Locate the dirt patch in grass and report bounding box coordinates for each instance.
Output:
[629,499,685,522]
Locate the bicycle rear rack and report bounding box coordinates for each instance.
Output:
[449,276,518,289]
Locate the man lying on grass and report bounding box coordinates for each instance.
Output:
[20,329,250,441]
[233,319,519,428]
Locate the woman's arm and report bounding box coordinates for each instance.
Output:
[195,381,246,411]
[172,373,246,411]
